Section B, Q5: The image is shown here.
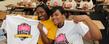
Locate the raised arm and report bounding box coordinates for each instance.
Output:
[73,15,102,40]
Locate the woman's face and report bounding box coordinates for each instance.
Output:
[51,10,64,26]
[36,7,48,20]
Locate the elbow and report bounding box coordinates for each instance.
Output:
[92,27,102,40]
[84,31,102,40]
[93,36,102,40]
[94,30,102,40]
[93,33,102,40]
[86,35,102,40]
[96,36,102,40]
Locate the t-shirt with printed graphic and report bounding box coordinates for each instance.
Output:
[55,33,69,44]
[55,20,89,44]
[1,15,39,44]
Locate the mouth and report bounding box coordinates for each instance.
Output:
[39,16,45,20]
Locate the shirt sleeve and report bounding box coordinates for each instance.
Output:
[77,22,89,37]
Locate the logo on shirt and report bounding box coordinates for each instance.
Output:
[55,33,69,44]
[15,23,32,41]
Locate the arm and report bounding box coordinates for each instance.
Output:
[83,16,102,40]
[37,22,54,44]
[73,15,102,40]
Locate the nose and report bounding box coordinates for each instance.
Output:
[52,15,57,19]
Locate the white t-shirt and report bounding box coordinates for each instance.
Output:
[55,20,89,44]
[1,15,39,44]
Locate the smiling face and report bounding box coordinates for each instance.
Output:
[51,10,65,26]
[36,7,48,21]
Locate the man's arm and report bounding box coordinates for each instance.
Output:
[73,15,102,40]
[37,22,54,44]
[83,16,102,40]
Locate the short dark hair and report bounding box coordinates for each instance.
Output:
[34,4,50,17]
[50,6,65,16]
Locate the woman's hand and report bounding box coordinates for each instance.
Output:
[37,22,43,31]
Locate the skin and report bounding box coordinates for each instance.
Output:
[36,7,54,44]
[36,7,48,21]
[51,10,65,28]
[73,15,102,40]
[51,9,102,40]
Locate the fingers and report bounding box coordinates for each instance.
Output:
[73,15,83,23]
[37,22,43,30]
[72,15,91,23]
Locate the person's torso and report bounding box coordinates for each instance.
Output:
[38,19,57,44]
[55,20,84,44]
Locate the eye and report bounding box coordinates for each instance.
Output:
[40,11,44,13]
[55,13,59,16]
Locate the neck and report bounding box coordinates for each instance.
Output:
[58,15,65,28]
[57,21,64,28]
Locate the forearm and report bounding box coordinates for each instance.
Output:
[38,28,50,44]
[38,28,53,44]
[84,19,102,40]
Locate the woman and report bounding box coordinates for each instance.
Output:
[50,6,102,44]
[34,4,57,44]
